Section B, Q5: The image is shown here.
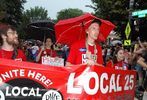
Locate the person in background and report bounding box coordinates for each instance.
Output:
[136,49,147,90]
[0,23,26,61]
[102,44,107,66]
[26,42,33,61]
[36,37,57,63]
[53,43,64,58]
[132,39,147,90]
[137,49,147,69]
[66,19,103,67]
[112,48,128,70]
[31,42,39,61]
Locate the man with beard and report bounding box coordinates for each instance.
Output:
[0,23,26,61]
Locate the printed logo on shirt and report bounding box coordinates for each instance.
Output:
[115,66,122,70]
[82,54,87,63]
[79,48,86,52]
[114,66,127,70]
[82,54,97,64]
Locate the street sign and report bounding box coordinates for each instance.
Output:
[132,9,147,18]
[124,40,131,46]
[125,22,131,39]
[138,14,146,18]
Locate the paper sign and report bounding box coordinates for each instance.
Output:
[42,56,64,66]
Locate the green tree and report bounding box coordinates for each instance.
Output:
[21,6,50,39]
[134,0,147,10]
[23,6,49,23]
[90,0,130,39]
[57,8,84,20]
[0,0,6,20]
[91,0,129,21]
[0,0,26,26]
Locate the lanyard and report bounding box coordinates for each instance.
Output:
[85,40,98,62]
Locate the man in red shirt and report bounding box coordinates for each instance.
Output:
[66,19,103,67]
[0,23,26,61]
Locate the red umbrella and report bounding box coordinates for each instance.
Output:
[55,13,115,46]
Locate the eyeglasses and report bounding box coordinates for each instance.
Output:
[7,31,17,34]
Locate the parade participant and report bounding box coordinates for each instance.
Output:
[66,19,103,67]
[31,42,39,61]
[53,43,64,58]
[0,23,26,61]
[36,37,57,64]
[112,48,128,70]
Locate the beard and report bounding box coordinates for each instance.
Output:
[6,37,19,46]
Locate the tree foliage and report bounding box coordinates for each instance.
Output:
[90,0,131,39]
[21,6,50,39]
[23,6,49,23]
[57,8,84,20]
[91,0,129,22]
[134,0,147,10]
[0,0,26,27]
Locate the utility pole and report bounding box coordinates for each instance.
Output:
[124,0,134,47]
[129,0,134,22]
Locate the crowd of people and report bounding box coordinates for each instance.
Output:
[19,37,69,66]
[0,21,147,99]
[103,39,147,98]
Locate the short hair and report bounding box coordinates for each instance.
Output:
[91,19,102,26]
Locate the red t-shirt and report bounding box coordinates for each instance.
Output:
[113,61,128,70]
[37,48,57,63]
[67,39,103,65]
[0,49,26,61]
[106,60,113,68]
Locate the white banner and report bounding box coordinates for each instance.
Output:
[42,56,64,66]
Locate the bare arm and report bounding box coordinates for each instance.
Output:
[134,49,143,54]
[138,38,145,49]
[36,46,44,62]
[137,57,147,68]
[95,63,104,67]
[65,62,74,67]
[35,50,43,62]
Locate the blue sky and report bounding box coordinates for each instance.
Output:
[24,0,94,19]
